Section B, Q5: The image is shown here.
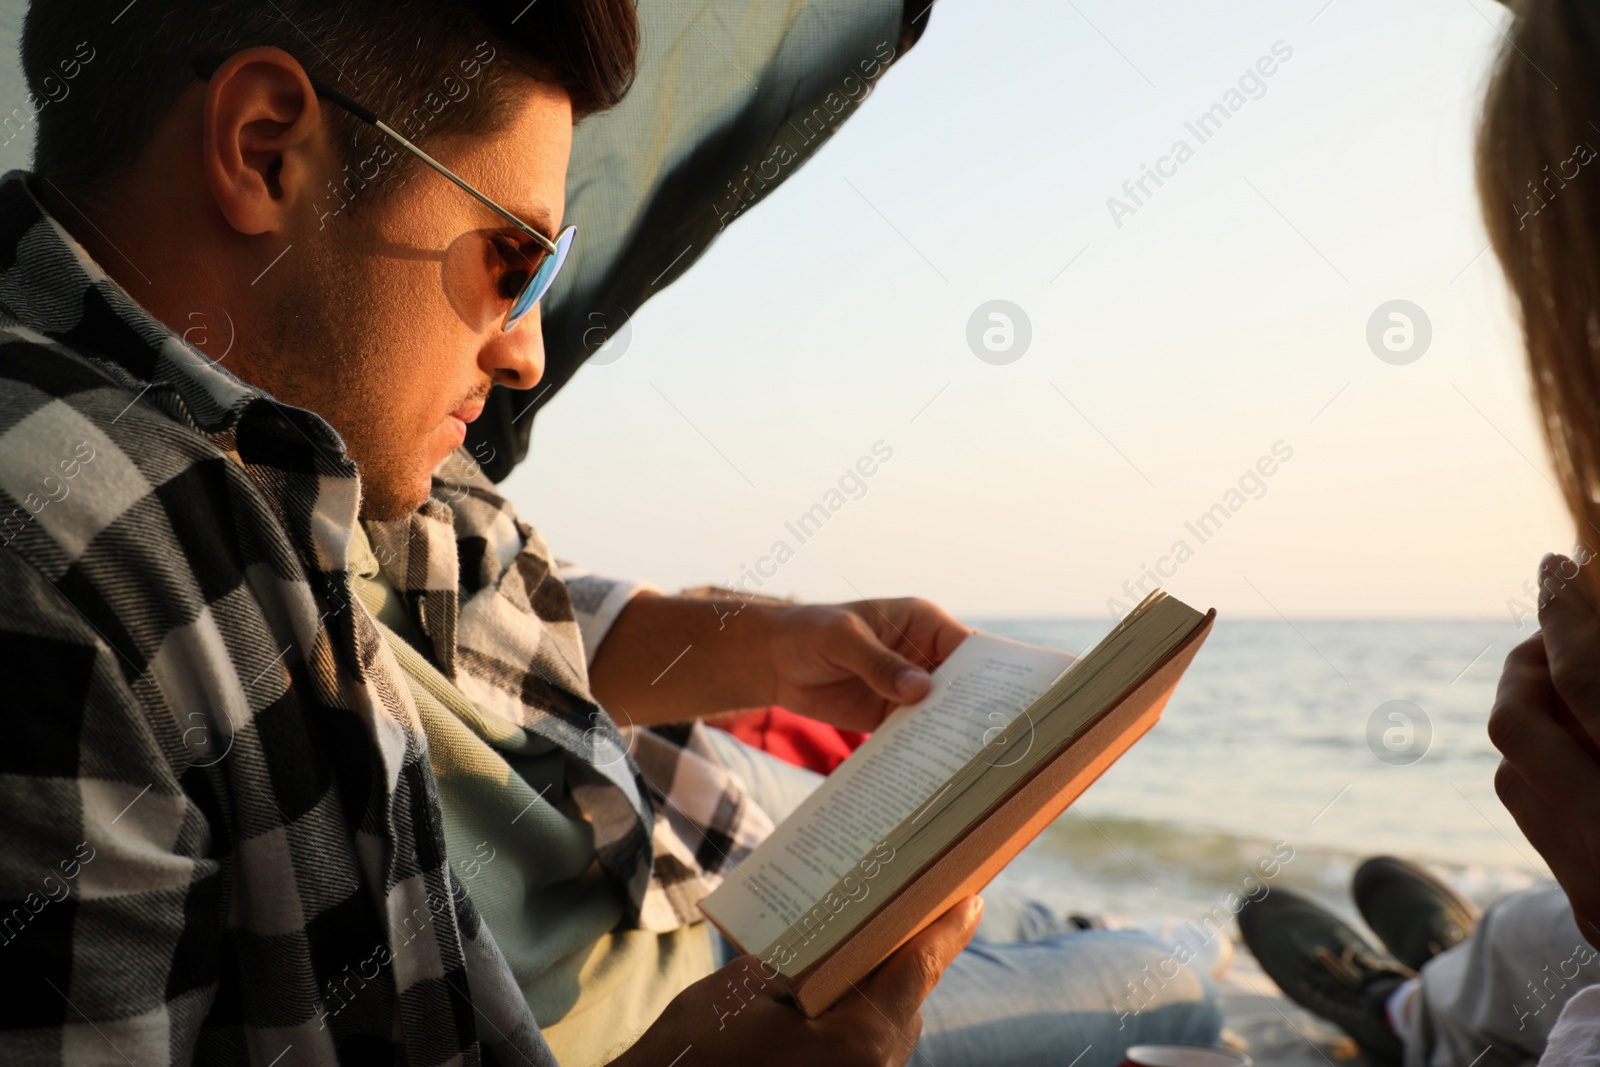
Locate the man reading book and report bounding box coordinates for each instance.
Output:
[0,2,1220,1064]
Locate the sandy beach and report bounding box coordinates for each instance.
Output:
[1220,954,1365,1067]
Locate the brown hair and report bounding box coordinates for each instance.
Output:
[22,0,638,201]
[1478,0,1600,575]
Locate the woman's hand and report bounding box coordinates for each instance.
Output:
[1490,554,1600,947]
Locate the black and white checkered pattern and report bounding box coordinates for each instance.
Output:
[365,455,773,934]
[0,170,768,1064]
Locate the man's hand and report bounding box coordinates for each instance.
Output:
[766,598,971,733]
[589,593,970,729]
[612,896,982,1067]
[1490,553,1600,947]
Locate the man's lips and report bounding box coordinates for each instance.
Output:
[442,396,487,449]
[450,398,487,425]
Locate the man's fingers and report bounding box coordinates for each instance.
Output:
[892,597,973,668]
[841,597,972,674]
[870,597,973,670]
[850,896,982,1024]
[832,611,932,703]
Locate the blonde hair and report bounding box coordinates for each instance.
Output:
[1478,0,1600,582]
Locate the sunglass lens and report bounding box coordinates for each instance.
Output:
[505,226,575,332]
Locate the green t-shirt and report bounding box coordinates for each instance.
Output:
[349,526,713,1066]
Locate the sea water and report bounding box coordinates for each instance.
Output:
[973,617,1548,925]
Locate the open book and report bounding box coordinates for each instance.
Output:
[698,590,1216,1016]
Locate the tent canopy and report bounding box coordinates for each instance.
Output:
[469,0,930,481]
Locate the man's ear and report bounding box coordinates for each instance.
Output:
[201,47,328,237]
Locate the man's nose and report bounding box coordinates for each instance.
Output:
[484,306,545,390]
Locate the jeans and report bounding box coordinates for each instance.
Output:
[703,727,1224,1067]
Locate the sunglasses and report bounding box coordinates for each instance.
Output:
[192,53,574,332]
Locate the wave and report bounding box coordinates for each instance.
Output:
[989,810,1544,926]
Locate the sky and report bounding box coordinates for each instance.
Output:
[502,0,1572,621]
[0,0,1568,620]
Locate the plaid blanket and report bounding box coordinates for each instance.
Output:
[0,171,768,1064]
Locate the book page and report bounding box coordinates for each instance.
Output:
[699,632,1075,952]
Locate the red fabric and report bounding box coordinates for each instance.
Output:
[711,707,868,775]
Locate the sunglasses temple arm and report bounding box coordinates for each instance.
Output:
[310,78,559,257]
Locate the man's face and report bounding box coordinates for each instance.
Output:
[262,74,569,519]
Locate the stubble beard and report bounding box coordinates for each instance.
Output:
[259,234,432,522]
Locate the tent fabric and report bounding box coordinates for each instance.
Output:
[469,0,931,481]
